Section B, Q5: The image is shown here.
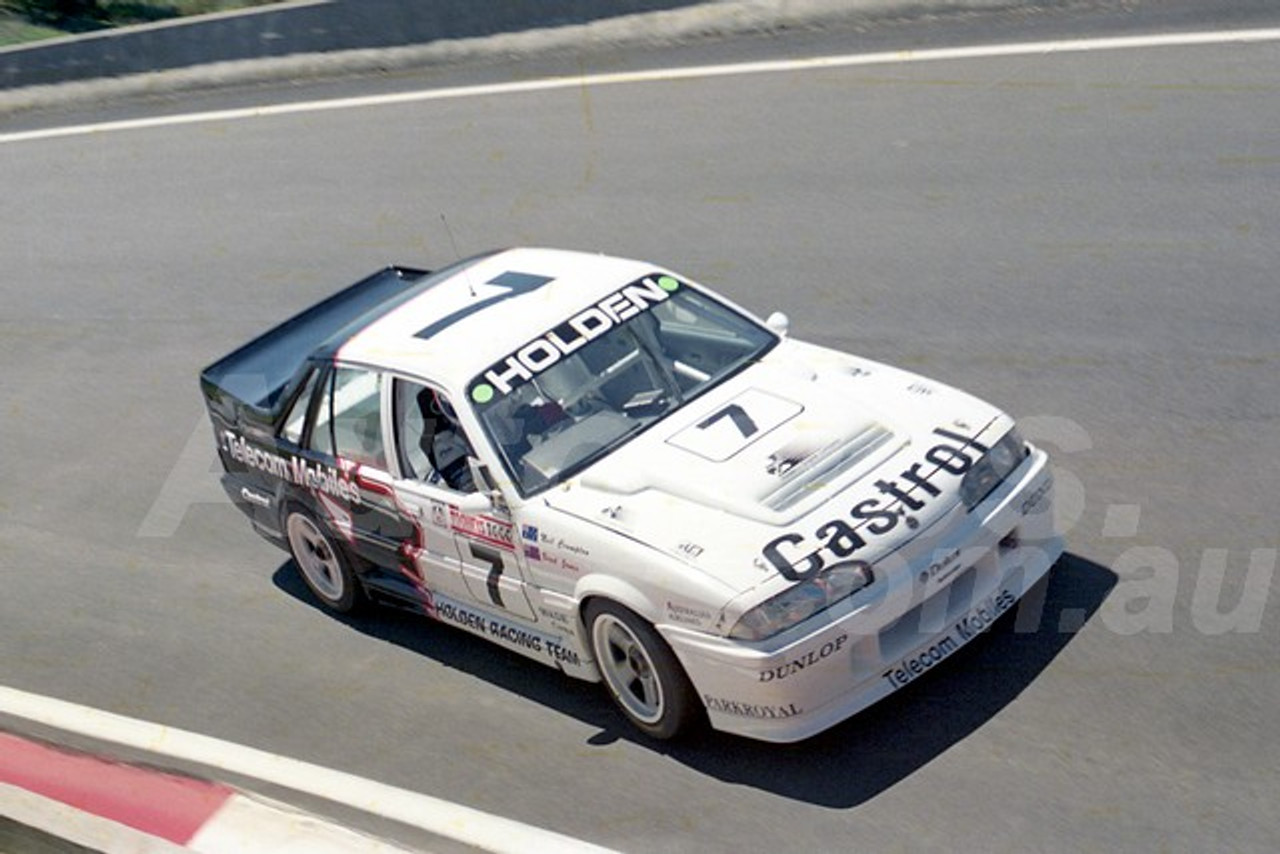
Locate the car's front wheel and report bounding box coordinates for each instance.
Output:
[585,600,701,740]
[285,507,362,613]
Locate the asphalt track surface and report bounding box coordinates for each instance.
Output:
[2,4,1279,852]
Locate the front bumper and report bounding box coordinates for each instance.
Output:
[661,444,1063,742]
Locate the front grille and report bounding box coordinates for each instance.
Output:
[878,567,978,663]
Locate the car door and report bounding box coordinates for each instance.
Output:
[386,376,537,623]
[302,363,414,576]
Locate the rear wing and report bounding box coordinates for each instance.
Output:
[200,266,431,430]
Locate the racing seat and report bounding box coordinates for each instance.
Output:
[416,388,474,492]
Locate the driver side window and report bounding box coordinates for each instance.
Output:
[392,379,477,493]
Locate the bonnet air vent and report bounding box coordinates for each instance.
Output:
[761,423,894,512]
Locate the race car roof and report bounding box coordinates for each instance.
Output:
[336,247,665,392]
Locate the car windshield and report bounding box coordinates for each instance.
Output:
[468,273,776,496]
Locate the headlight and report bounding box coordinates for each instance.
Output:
[960,429,1028,510]
[729,561,874,641]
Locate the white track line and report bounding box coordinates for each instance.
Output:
[0,685,617,854]
[1,783,190,854]
[2,27,1279,145]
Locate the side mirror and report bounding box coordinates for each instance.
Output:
[456,490,493,514]
[469,457,497,492]
[460,457,505,513]
[765,311,790,337]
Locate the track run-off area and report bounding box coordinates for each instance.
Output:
[3,10,1278,852]
[1,27,1279,146]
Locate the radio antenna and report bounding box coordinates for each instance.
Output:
[440,213,475,296]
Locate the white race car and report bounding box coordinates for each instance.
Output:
[202,248,1062,742]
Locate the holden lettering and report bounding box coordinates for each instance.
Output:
[474,276,673,400]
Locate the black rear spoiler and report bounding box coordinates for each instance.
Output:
[200,265,431,430]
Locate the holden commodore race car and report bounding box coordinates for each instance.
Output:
[201,248,1062,742]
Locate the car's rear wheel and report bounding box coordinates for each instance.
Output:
[285,508,361,613]
[585,600,701,740]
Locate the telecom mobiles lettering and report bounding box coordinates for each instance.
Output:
[469,273,682,404]
[882,588,1018,690]
[761,425,992,581]
[222,430,360,504]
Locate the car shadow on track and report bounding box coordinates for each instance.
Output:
[270,561,623,728]
[659,551,1117,807]
[273,551,1114,808]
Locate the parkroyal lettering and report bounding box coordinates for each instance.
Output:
[761,425,991,581]
[223,430,361,505]
[471,275,676,402]
[702,696,803,720]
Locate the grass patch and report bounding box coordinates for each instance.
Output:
[0,12,65,44]
[0,0,281,45]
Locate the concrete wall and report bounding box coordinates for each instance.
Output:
[0,0,701,89]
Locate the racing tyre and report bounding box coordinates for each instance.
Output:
[585,600,701,740]
[285,508,362,613]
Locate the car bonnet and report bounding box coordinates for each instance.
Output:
[539,339,1010,607]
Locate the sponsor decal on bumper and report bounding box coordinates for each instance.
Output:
[882,587,1018,690]
[670,509,1061,742]
[702,696,803,720]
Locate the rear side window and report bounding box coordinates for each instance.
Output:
[308,370,335,457]
[330,367,387,470]
[279,368,319,445]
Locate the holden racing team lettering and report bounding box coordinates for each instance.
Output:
[761,425,991,581]
[469,274,681,404]
[434,595,582,668]
[223,430,361,505]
